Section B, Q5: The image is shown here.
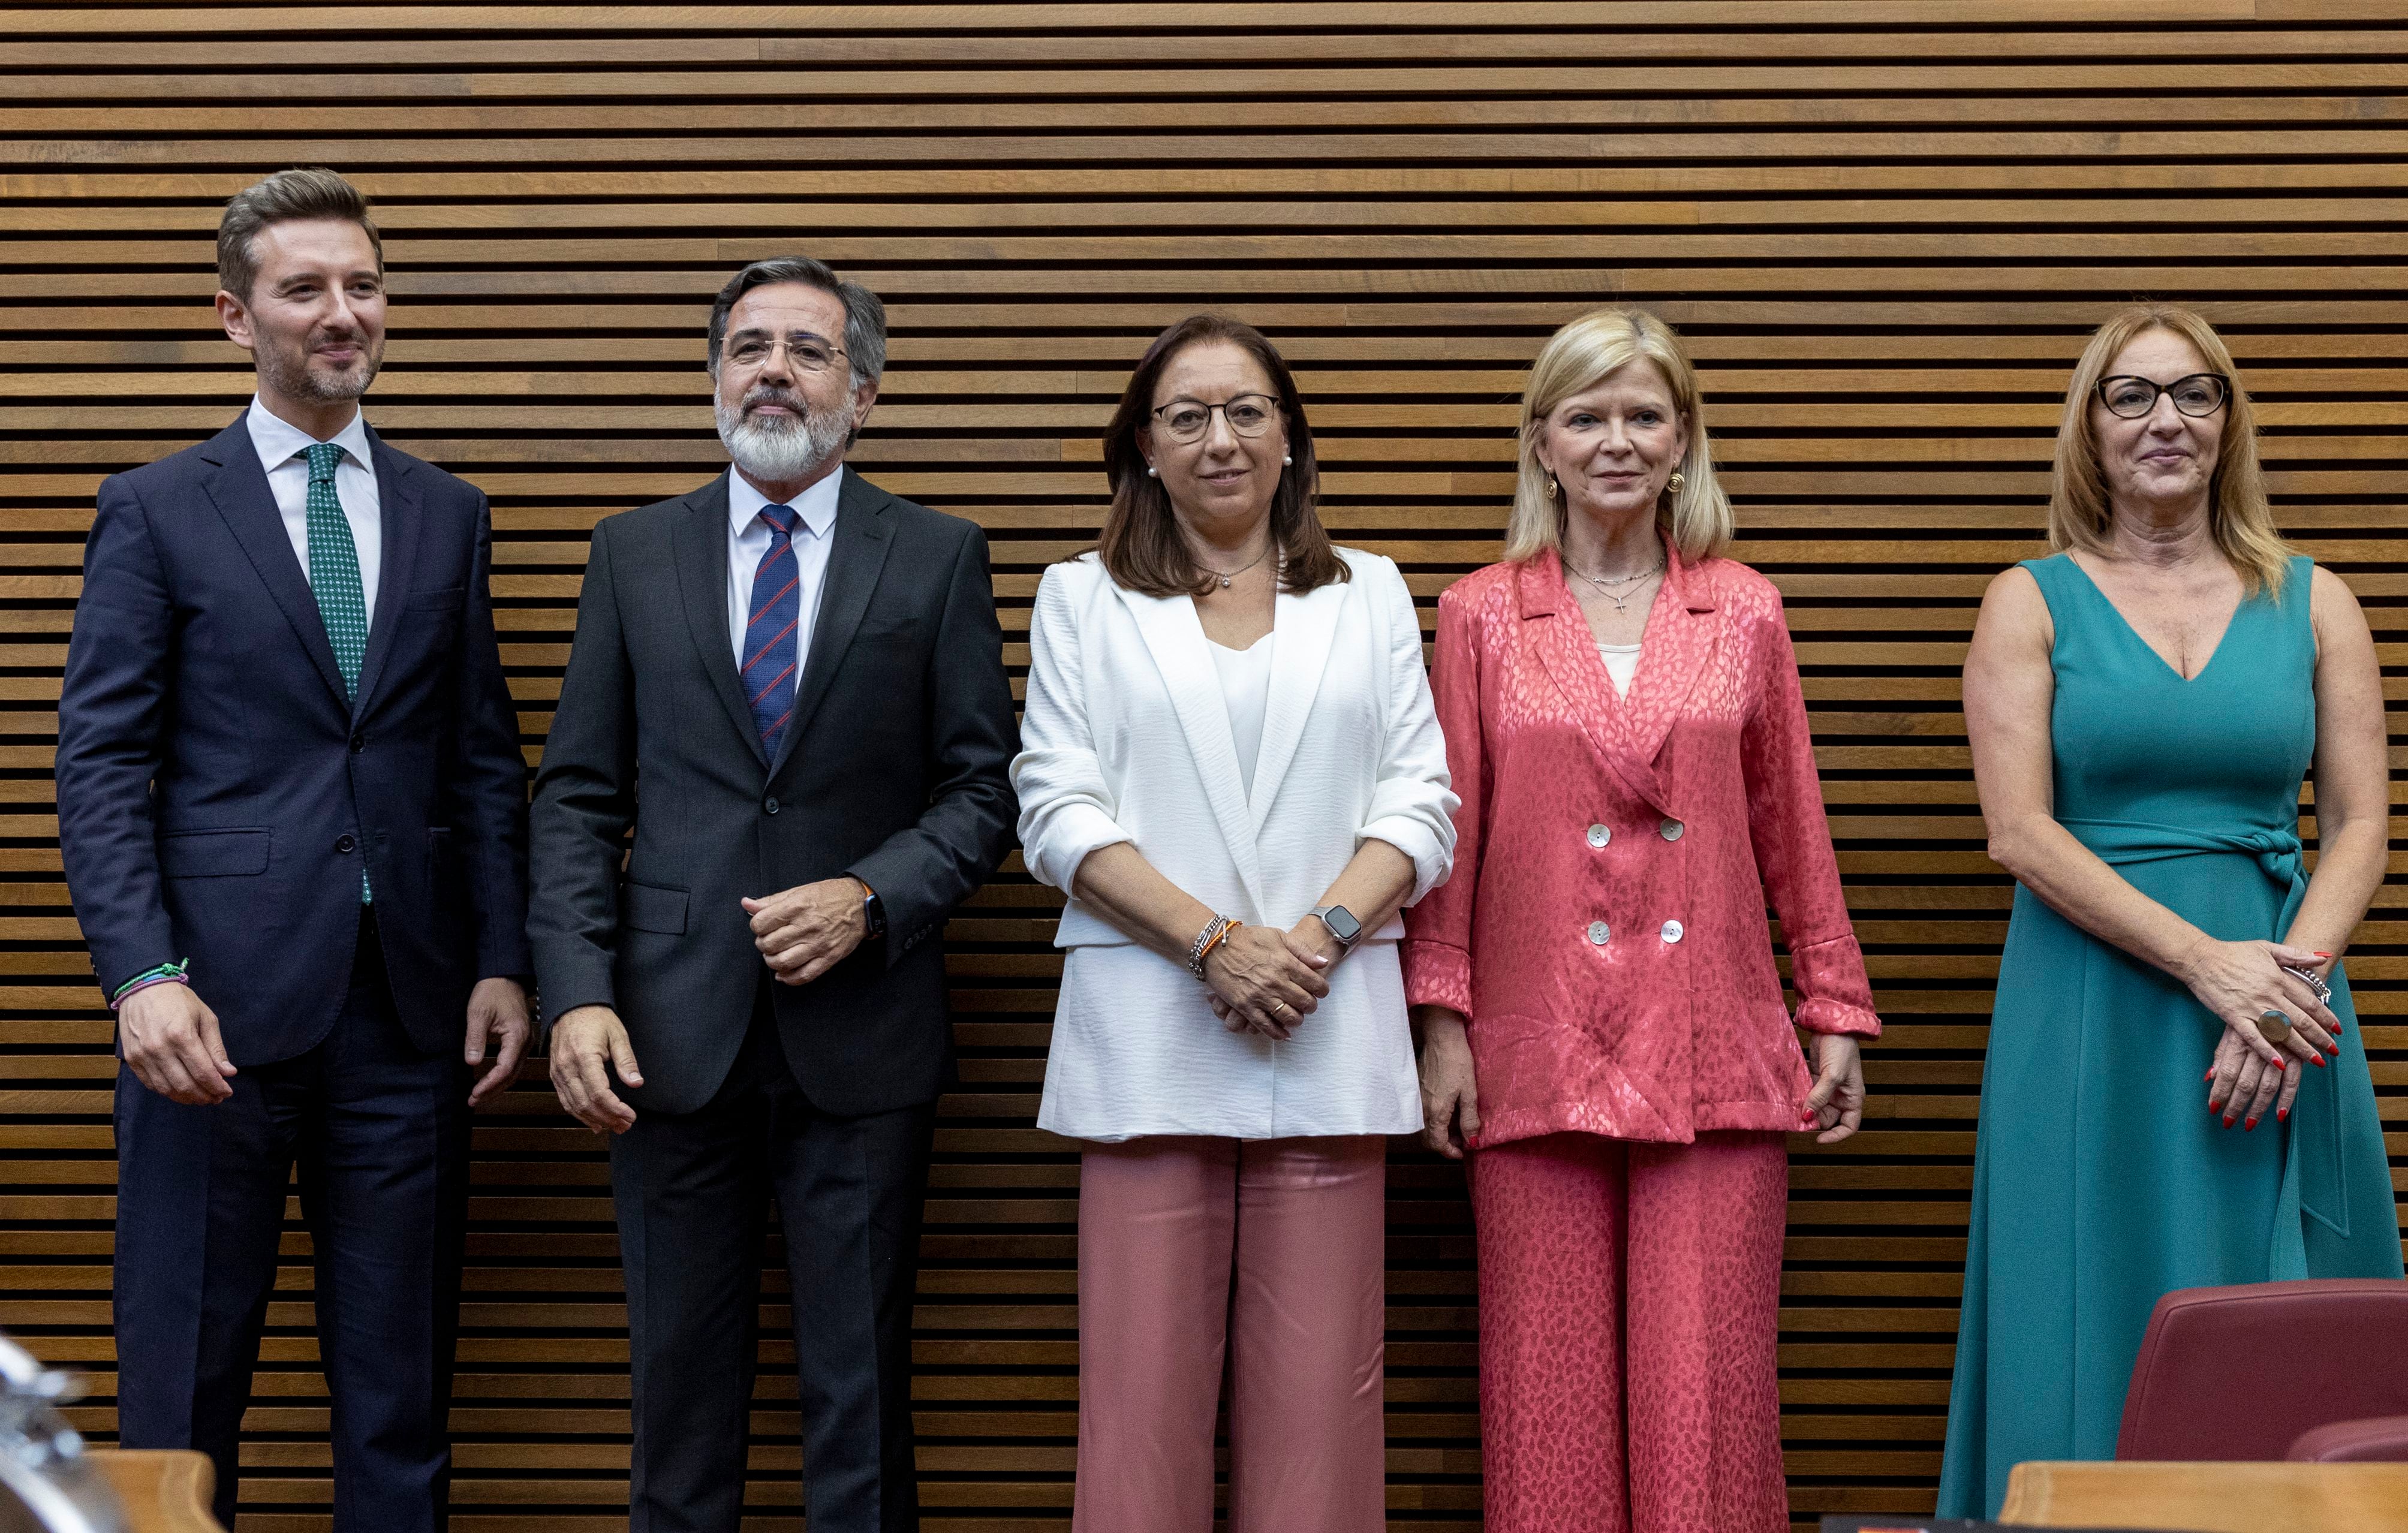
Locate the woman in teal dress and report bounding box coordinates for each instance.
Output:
[1939,305,2403,1519]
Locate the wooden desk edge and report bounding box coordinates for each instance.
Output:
[85,1448,219,1533]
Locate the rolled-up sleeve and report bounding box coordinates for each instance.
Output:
[1741,603,1881,1038]
[1010,565,1134,894]
[1401,583,1482,1019]
[1357,557,1457,903]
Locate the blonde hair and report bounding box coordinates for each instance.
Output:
[1505,307,1734,564]
[2051,304,2292,595]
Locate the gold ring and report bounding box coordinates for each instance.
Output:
[2256,1010,2293,1046]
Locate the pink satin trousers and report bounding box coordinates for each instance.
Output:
[1471,1130,1792,1533]
[1071,1134,1387,1533]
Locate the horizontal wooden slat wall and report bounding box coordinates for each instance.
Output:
[2,3,2405,1528]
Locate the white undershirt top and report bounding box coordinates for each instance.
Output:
[1209,631,1277,797]
[1596,639,1643,697]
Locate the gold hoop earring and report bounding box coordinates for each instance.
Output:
[1666,470,1685,494]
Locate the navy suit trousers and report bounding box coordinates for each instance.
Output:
[113,912,469,1531]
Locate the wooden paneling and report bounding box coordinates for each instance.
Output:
[1,4,2403,1529]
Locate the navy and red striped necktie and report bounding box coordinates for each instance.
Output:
[743,503,802,759]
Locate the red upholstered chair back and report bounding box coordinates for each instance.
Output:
[2117,1279,2408,1461]
[2289,1415,2408,1463]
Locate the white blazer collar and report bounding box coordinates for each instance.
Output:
[1113,581,1266,912]
[1250,575,1347,835]
[1109,570,1353,916]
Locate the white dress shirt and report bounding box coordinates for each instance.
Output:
[726,466,842,698]
[245,396,381,627]
[1013,548,1458,1142]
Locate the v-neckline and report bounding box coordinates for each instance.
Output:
[2061,552,2247,685]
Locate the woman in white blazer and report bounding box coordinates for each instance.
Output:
[1013,315,1456,1533]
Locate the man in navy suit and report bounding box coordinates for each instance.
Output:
[56,167,530,1531]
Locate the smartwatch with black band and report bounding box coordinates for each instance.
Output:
[1310,903,1363,950]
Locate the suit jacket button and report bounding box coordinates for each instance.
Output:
[1659,818,1684,841]
[1661,919,1685,944]
[335,834,357,854]
[1587,920,1611,945]
[349,733,366,753]
[1587,824,1611,848]
[764,797,780,815]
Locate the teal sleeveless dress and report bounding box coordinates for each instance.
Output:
[1937,554,2403,1518]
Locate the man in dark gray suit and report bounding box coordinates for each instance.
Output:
[529,257,1016,1533]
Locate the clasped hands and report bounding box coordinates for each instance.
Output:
[2181,936,2343,1131]
[1202,917,1335,1042]
[552,877,867,1134]
[118,974,529,1109]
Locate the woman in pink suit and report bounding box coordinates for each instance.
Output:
[1403,307,1880,1533]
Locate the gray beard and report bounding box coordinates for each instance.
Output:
[717,398,848,484]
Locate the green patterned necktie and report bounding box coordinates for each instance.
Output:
[301,442,372,902]
[302,442,368,697]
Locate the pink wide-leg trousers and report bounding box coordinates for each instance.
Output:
[1471,1130,1792,1533]
[1071,1134,1387,1533]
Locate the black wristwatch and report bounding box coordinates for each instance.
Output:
[860,884,888,942]
[1310,903,1362,950]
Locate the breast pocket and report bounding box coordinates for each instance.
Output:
[408,587,465,616]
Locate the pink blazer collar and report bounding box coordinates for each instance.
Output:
[1516,543,1720,817]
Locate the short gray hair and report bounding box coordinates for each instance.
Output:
[707,257,886,390]
[217,167,382,303]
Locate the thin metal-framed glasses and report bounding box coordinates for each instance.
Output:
[724,332,848,374]
[1151,393,1280,444]
[2096,372,2229,419]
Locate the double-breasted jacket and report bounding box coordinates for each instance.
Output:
[1401,546,1879,1147]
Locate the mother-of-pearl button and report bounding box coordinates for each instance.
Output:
[1659,818,1684,841]
[1587,920,1611,945]
[1661,919,1685,943]
[1587,824,1611,848]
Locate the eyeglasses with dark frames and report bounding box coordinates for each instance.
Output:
[1151,394,1280,444]
[2096,372,2229,420]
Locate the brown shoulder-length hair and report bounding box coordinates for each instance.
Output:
[1096,314,1347,597]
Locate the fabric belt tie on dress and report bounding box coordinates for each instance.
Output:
[2060,817,2347,1248]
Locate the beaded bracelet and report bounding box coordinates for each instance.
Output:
[110,959,191,1012]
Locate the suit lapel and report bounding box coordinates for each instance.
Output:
[670,472,769,770]
[349,427,422,718]
[1522,549,1686,817]
[1247,574,1346,835]
[195,415,350,710]
[1622,546,1720,792]
[772,468,893,781]
[1113,580,1266,912]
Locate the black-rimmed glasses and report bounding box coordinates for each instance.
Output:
[1151,394,1279,443]
[2096,373,2229,419]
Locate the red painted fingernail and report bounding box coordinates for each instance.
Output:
[2274,1058,2286,1072]
[2311,1055,2326,1068]
[2223,1113,2238,1127]
[2277,1107,2289,1123]
[2314,952,2332,959]
[2204,1068,2217,1081]
[2245,1116,2259,1131]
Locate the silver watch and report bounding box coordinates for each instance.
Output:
[1310,904,1363,949]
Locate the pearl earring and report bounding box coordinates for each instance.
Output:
[1283,454,1293,466]
[1145,465,1158,477]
